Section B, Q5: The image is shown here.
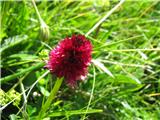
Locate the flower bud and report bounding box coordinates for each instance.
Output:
[40,20,50,42]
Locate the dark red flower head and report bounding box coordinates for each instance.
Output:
[46,34,92,86]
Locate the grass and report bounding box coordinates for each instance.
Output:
[0,0,160,120]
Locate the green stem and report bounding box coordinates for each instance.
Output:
[0,62,45,84]
[20,81,29,120]
[81,65,96,120]
[38,77,63,119]
[31,0,49,41]
[31,0,43,24]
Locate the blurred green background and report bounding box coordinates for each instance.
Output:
[0,0,160,120]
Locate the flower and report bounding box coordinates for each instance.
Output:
[46,34,92,86]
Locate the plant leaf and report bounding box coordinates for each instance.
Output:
[92,59,114,78]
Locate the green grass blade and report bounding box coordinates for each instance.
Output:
[48,109,103,117]
[0,62,45,84]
